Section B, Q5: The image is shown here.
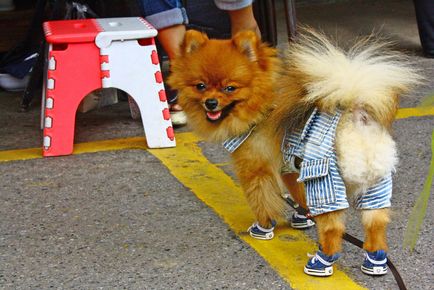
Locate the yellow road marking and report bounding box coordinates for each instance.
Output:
[0,147,41,162]
[0,137,148,163]
[396,106,434,119]
[149,132,366,289]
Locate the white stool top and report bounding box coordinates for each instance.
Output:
[95,17,157,48]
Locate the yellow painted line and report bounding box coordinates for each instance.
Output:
[0,137,149,163]
[149,132,366,290]
[0,147,42,162]
[396,106,434,119]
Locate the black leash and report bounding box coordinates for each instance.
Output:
[284,197,407,290]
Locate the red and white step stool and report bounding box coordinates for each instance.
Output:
[42,17,175,157]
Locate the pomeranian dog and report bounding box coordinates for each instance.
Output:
[167,29,419,277]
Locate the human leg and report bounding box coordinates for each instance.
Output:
[157,24,186,59]
[137,0,188,68]
[137,0,188,124]
[214,0,260,37]
[413,0,434,57]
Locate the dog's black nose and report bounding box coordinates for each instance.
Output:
[205,98,219,110]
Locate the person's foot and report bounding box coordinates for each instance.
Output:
[361,250,388,276]
[0,73,30,92]
[169,103,187,126]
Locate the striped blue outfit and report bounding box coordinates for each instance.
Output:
[223,108,393,217]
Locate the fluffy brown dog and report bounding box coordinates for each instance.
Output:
[168,29,419,276]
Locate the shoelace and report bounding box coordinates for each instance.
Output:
[307,252,333,267]
[364,252,387,265]
[285,195,408,290]
[251,222,275,233]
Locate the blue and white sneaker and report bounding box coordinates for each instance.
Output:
[304,250,341,277]
[361,250,388,276]
[247,220,276,240]
[290,212,315,229]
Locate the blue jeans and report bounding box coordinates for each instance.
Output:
[137,0,189,30]
[413,0,434,57]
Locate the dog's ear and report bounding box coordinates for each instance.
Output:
[181,30,209,55]
[232,30,259,62]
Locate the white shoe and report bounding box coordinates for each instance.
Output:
[0,73,29,91]
[169,103,187,126]
[170,110,187,126]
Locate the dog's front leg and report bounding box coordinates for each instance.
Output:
[233,153,286,229]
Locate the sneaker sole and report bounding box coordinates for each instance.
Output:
[361,265,388,276]
[304,266,333,277]
[249,231,274,240]
[290,221,315,229]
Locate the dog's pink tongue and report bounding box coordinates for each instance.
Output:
[207,111,222,120]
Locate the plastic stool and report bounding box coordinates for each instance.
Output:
[42,17,175,157]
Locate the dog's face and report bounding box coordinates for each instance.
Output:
[167,30,279,141]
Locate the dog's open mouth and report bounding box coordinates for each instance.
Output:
[205,101,237,123]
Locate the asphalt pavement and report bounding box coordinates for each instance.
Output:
[1,0,433,289]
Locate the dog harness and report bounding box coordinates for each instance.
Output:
[223,107,392,216]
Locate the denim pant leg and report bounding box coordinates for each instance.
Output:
[214,0,254,10]
[413,0,434,57]
[137,0,188,30]
[185,0,231,39]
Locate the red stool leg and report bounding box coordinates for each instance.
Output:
[43,42,101,157]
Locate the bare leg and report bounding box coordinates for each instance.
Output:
[227,5,261,38]
[156,24,187,125]
[156,24,186,59]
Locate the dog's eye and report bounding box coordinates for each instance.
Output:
[223,86,237,93]
[195,83,207,91]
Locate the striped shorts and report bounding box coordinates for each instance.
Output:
[282,108,392,216]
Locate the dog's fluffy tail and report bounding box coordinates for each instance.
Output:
[284,29,421,127]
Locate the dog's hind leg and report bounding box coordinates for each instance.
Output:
[281,172,307,209]
[315,210,346,255]
[361,208,390,252]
